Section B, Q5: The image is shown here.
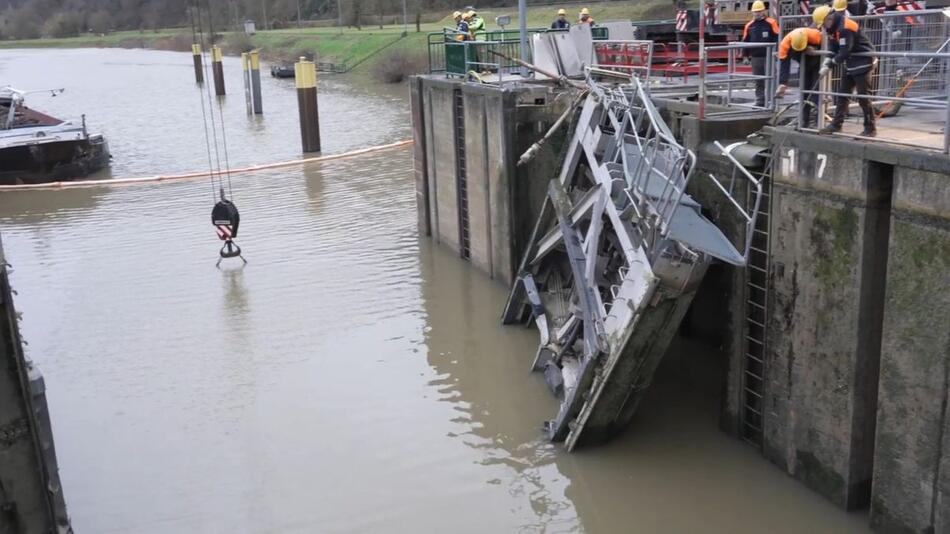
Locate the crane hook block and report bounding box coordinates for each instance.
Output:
[211,199,240,240]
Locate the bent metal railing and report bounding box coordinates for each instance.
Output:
[588,74,763,262]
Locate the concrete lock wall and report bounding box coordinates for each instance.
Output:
[764,131,950,530]
[0,238,70,532]
[411,76,567,286]
[766,136,888,510]
[871,166,950,533]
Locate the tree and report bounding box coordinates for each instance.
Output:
[7,4,41,39]
[87,9,112,32]
[44,11,83,37]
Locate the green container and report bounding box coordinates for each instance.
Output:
[445,42,475,75]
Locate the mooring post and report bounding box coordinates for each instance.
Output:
[212,45,226,96]
[295,56,321,153]
[192,44,204,84]
[242,52,252,114]
[250,50,263,115]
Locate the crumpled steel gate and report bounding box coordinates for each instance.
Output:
[503,74,764,450]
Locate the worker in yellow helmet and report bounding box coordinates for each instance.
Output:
[741,1,779,107]
[552,8,570,29]
[453,10,470,41]
[578,7,595,26]
[775,27,824,127]
[814,2,877,136]
[467,9,486,40]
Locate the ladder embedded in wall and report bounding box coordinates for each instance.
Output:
[453,89,471,260]
[741,149,774,448]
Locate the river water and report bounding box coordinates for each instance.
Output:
[0,48,868,533]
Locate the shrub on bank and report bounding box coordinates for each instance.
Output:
[226,32,255,53]
[373,48,426,84]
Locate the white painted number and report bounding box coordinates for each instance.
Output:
[816,154,827,179]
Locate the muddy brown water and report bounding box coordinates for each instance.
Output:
[0,49,869,533]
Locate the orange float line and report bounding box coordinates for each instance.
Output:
[0,139,413,192]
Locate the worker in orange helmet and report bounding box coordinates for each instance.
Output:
[775,27,824,128]
[741,1,779,107]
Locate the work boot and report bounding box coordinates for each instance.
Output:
[818,122,841,135]
[861,110,876,137]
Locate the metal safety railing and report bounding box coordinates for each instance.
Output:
[591,40,654,84]
[852,9,950,102]
[700,42,778,115]
[443,39,526,80]
[427,26,610,74]
[801,49,950,152]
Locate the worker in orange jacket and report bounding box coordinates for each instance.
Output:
[776,27,824,128]
[741,1,780,107]
[815,4,877,136]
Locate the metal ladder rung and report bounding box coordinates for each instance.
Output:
[744,387,763,399]
[746,317,766,328]
[743,405,762,417]
[745,352,764,364]
[745,369,764,382]
[742,421,763,433]
[747,264,768,274]
[747,299,766,310]
[748,282,768,292]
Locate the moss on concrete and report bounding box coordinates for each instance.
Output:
[796,450,847,506]
[809,205,858,288]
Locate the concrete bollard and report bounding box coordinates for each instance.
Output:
[241,52,252,114]
[249,50,263,115]
[212,45,225,96]
[192,44,204,84]
[295,57,321,153]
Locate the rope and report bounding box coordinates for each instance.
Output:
[0,140,413,191]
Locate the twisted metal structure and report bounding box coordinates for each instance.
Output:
[504,73,762,450]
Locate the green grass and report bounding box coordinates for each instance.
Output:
[0,0,673,77]
[0,29,181,49]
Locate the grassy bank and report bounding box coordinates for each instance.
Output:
[0,0,673,82]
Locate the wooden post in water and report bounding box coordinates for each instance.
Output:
[212,45,226,96]
[295,57,321,153]
[192,44,204,84]
[250,50,263,115]
[241,52,252,114]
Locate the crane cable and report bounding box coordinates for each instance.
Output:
[190,0,244,265]
[203,0,235,200]
[188,2,219,204]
